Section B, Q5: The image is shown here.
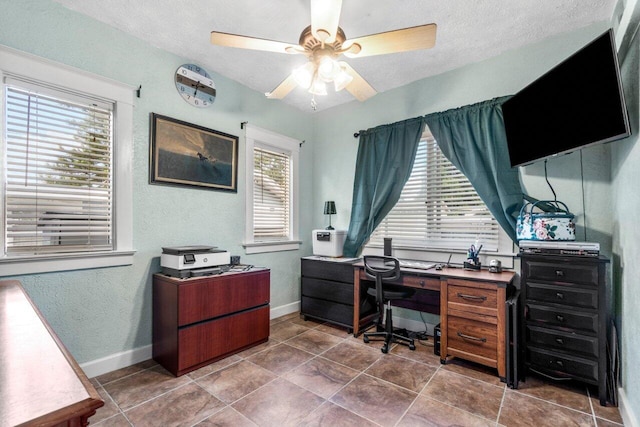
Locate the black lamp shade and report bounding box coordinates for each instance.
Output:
[324,201,336,215]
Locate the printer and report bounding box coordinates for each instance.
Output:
[161,245,230,278]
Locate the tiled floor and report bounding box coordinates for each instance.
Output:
[89,313,624,426]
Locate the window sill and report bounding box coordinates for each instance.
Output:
[0,250,136,277]
[243,240,302,254]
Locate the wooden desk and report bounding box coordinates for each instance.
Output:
[353,263,515,378]
[0,280,104,426]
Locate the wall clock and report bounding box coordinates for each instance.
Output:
[175,64,216,107]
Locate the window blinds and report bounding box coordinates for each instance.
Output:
[253,146,290,240]
[371,136,499,251]
[4,84,114,255]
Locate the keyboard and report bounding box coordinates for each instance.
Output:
[398,260,436,270]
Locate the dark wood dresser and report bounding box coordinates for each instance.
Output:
[153,268,270,376]
[520,253,609,405]
[300,256,374,332]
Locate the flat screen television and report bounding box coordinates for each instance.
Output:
[503,29,630,167]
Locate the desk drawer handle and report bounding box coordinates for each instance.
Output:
[555,270,564,277]
[457,293,487,302]
[555,338,564,345]
[556,292,564,300]
[556,315,565,322]
[457,331,487,343]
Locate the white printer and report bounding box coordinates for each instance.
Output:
[312,229,346,257]
[161,245,230,278]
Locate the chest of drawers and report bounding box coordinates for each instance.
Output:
[520,254,609,405]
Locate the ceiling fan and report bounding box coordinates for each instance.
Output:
[210,0,436,108]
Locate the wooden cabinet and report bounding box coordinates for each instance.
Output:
[0,280,104,426]
[440,273,514,380]
[153,269,270,376]
[521,254,609,405]
[301,257,374,331]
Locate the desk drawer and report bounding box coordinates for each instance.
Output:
[525,261,598,286]
[526,303,598,333]
[402,275,440,291]
[447,283,497,317]
[526,282,597,309]
[301,297,353,326]
[302,277,353,305]
[447,315,497,362]
[302,259,354,283]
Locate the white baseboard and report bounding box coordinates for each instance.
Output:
[618,387,639,427]
[80,344,152,379]
[80,302,302,378]
[270,300,300,319]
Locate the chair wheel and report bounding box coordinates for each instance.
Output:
[363,336,370,343]
[409,344,416,351]
[381,345,389,354]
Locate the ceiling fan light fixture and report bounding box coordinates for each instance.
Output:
[292,62,315,89]
[309,77,327,96]
[310,0,342,43]
[333,65,353,91]
[317,56,340,81]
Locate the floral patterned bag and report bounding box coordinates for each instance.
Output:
[516,200,575,241]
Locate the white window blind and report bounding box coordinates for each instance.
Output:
[371,134,499,251]
[4,83,113,255]
[253,146,290,240]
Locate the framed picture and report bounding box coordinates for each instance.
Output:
[150,113,238,192]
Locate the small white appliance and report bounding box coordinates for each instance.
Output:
[161,245,231,278]
[312,229,346,257]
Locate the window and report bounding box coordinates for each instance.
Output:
[1,46,134,275]
[244,124,300,254]
[370,131,500,252]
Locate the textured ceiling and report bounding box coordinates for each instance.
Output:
[53,0,616,112]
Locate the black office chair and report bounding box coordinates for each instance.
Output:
[362,256,416,353]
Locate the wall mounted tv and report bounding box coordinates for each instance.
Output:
[503,29,630,168]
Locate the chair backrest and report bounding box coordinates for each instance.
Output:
[363,256,401,304]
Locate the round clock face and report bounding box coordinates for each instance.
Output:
[175,64,216,107]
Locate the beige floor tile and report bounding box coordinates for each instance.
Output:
[186,354,242,380]
[590,395,623,424]
[321,340,383,371]
[195,360,276,403]
[442,357,504,386]
[389,339,442,366]
[365,353,438,392]
[245,343,314,375]
[195,407,257,426]
[269,320,310,341]
[286,329,344,354]
[91,386,121,424]
[91,413,132,426]
[298,401,379,426]
[95,359,157,385]
[232,378,324,427]
[399,394,496,427]
[499,390,595,427]
[283,356,359,398]
[515,374,591,413]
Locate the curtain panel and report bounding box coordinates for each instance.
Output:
[343,117,424,257]
[423,96,523,243]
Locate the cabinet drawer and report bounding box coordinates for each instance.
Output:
[302,277,354,305]
[447,283,497,317]
[526,303,598,333]
[525,261,598,286]
[301,259,355,283]
[527,347,598,382]
[178,306,269,372]
[447,316,497,362]
[402,275,440,292]
[526,325,598,358]
[178,271,270,326]
[526,282,597,309]
[301,297,353,326]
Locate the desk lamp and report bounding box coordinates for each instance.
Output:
[324,201,336,230]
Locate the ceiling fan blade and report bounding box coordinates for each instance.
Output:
[310,0,342,43]
[211,31,300,54]
[343,24,437,58]
[265,74,298,99]
[340,62,376,101]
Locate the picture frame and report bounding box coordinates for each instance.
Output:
[149,113,238,192]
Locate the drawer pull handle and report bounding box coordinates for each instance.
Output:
[555,360,564,368]
[556,315,565,322]
[457,293,487,302]
[419,280,425,286]
[555,338,564,345]
[556,292,564,300]
[555,270,564,277]
[457,331,487,343]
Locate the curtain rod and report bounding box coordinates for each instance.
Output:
[353,132,360,138]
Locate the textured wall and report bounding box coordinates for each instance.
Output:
[0,0,314,363]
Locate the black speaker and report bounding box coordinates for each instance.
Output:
[383,238,392,256]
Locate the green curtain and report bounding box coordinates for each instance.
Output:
[343,117,424,257]
[423,96,523,243]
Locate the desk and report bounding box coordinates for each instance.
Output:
[353,263,515,378]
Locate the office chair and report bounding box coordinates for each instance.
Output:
[362,256,416,353]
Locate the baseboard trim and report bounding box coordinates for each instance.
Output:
[80,302,302,378]
[80,344,153,379]
[618,387,639,427]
